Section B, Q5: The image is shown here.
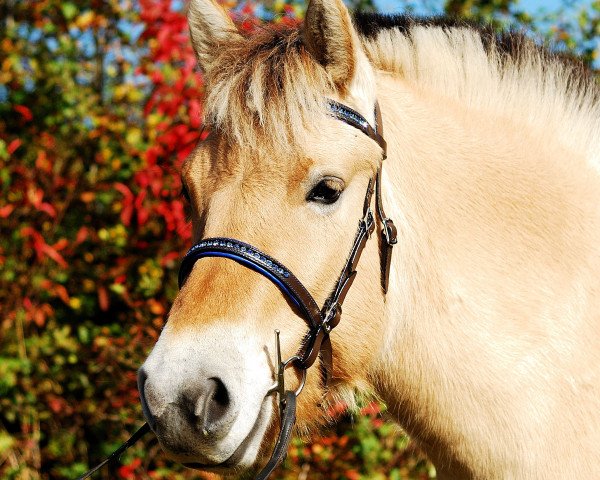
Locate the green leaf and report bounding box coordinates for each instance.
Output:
[61,3,78,20]
[0,432,15,455]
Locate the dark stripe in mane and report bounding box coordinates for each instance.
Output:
[353,11,595,86]
[354,11,478,38]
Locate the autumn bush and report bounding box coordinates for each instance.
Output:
[0,0,597,479]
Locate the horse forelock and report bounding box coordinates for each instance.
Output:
[202,25,335,152]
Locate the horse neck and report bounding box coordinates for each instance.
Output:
[370,72,600,477]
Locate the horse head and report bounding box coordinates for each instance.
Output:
[138,0,390,473]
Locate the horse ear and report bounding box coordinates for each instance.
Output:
[187,0,241,72]
[302,0,361,88]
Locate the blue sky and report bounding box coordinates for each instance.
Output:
[374,0,594,15]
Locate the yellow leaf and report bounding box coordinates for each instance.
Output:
[126,128,142,146]
[75,11,95,29]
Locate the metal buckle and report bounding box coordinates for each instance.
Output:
[267,330,307,417]
[381,217,397,245]
[362,208,375,237]
[322,301,341,333]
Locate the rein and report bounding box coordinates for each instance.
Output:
[76,99,395,480]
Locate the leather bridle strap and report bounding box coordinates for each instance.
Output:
[328,100,396,292]
[178,238,323,329]
[75,423,151,480]
[373,101,397,293]
[254,391,297,480]
[328,100,387,154]
[376,167,397,293]
[296,181,375,382]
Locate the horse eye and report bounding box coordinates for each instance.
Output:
[307,177,344,205]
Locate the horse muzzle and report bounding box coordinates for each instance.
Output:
[137,327,276,469]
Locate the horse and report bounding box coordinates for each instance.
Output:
[137,0,600,477]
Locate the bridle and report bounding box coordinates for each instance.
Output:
[76,99,396,480]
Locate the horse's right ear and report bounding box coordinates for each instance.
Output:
[302,0,361,88]
[187,0,241,72]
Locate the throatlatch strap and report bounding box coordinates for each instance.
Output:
[329,99,396,291]
[255,391,297,480]
[76,423,150,480]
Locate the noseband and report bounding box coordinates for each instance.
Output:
[76,99,396,480]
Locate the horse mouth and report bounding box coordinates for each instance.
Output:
[179,393,275,474]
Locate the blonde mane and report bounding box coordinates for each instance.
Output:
[359,15,600,164]
[202,14,600,162]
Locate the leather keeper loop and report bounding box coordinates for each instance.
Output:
[295,326,327,371]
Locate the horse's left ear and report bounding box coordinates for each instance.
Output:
[302,0,365,89]
[188,0,242,73]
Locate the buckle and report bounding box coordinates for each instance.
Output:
[381,218,397,245]
[322,302,341,333]
[267,330,307,416]
[362,209,375,236]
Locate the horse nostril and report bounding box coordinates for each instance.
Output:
[186,377,232,435]
[201,377,231,433]
[210,377,230,409]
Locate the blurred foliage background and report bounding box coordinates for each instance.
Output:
[0,0,598,478]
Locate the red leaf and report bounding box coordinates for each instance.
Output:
[14,105,33,121]
[118,458,142,479]
[0,205,14,218]
[7,139,22,154]
[160,251,180,266]
[53,284,70,304]
[98,286,109,311]
[52,239,69,251]
[115,182,135,226]
[345,470,361,480]
[75,227,89,245]
[150,70,164,84]
[23,297,33,310]
[38,202,57,218]
[121,205,133,226]
[33,308,46,327]
[48,397,65,414]
[35,150,52,173]
[40,243,68,268]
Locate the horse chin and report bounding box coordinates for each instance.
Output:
[166,394,278,477]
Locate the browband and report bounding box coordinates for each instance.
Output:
[327,100,387,157]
